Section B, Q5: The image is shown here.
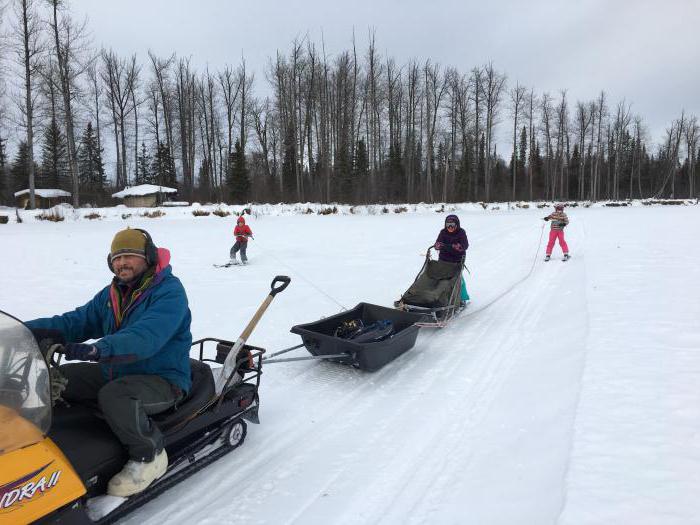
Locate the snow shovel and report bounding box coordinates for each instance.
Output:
[215,275,291,394]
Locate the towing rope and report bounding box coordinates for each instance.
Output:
[254,242,348,311]
[460,220,547,318]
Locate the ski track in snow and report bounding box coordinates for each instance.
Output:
[2,206,698,524]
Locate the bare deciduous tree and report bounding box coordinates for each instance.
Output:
[509,82,526,200]
[101,49,139,187]
[13,0,43,208]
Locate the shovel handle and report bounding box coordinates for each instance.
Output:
[270,275,291,296]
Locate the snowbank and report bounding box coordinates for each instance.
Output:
[2,198,695,225]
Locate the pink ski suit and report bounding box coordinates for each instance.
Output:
[544,210,569,256]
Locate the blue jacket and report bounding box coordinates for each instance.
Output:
[26,248,192,393]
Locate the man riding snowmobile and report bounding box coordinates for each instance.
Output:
[26,227,192,498]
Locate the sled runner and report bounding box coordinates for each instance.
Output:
[394,245,466,328]
[263,303,425,371]
[0,276,289,525]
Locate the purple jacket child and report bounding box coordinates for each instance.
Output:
[435,214,468,263]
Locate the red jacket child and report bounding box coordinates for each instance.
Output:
[234,216,253,243]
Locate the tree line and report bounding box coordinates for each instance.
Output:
[0,1,698,208]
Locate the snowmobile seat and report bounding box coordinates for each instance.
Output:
[153,358,215,433]
[48,360,216,496]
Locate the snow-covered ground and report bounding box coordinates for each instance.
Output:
[1,203,699,524]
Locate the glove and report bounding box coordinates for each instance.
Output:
[543,217,550,221]
[63,343,100,362]
[452,243,462,251]
[434,242,443,250]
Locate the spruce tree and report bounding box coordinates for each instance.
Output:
[519,126,527,176]
[77,122,106,195]
[386,140,403,203]
[334,144,351,203]
[226,139,250,204]
[135,142,152,185]
[456,155,470,202]
[11,141,39,194]
[281,128,296,200]
[39,118,68,189]
[151,142,177,188]
[353,139,369,203]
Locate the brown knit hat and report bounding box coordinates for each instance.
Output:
[110,228,147,262]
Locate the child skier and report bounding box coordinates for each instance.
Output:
[434,214,470,307]
[230,216,253,264]
[543,204,570,261]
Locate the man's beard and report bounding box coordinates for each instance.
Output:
[116,268,145,285]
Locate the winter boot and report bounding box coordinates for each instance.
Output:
[229,255,238,265]
[107,449,168,497]
[544,254,551,262]
[563,253,571,261]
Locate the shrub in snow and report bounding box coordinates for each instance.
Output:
[394,206,408,214]
[84,212,102,220]
[141,210,166,218]
[213,209,230,217]
[192,209,211,216]
[0,215,8,224]
[643,199,685,206]
[381,207,389,214]
[36,210,64,222]
[121,213,132,219]
[318,206,338,215]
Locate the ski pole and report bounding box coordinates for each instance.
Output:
[215,275,291,394]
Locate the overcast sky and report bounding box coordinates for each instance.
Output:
[72,0,699,146]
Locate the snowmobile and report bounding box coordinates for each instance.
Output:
[0,275,290,524]
[393,245,466,328]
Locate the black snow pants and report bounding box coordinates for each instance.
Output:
[230,240,248,262]
[59,363,183,461]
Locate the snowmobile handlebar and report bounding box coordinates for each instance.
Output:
[45,343,64,368]
[270,275,291,296]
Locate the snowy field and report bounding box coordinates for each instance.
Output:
[1,203,699,524]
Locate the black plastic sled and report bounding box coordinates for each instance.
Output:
[288,303,427,371]
[394,245,465,327]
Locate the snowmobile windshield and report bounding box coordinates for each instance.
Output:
[0,311,51,454]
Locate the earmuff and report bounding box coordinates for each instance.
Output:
[107,228,159,272]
